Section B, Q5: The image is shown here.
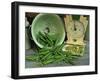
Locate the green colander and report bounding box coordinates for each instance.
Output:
[31,13,65,48]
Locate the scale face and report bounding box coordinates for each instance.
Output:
[67,20,85,39]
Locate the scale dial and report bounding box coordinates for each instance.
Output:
[67,20,85,39]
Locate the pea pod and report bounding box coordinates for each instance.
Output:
[45,34,54,46]
[25,55,38,61]
[41,53,51,60]
[42,59,54,65]
[54,57,64,63]
[39,50,50,55]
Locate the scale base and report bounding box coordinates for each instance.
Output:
[62,43,86,56]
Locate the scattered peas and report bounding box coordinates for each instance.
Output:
[26,31,82,66]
